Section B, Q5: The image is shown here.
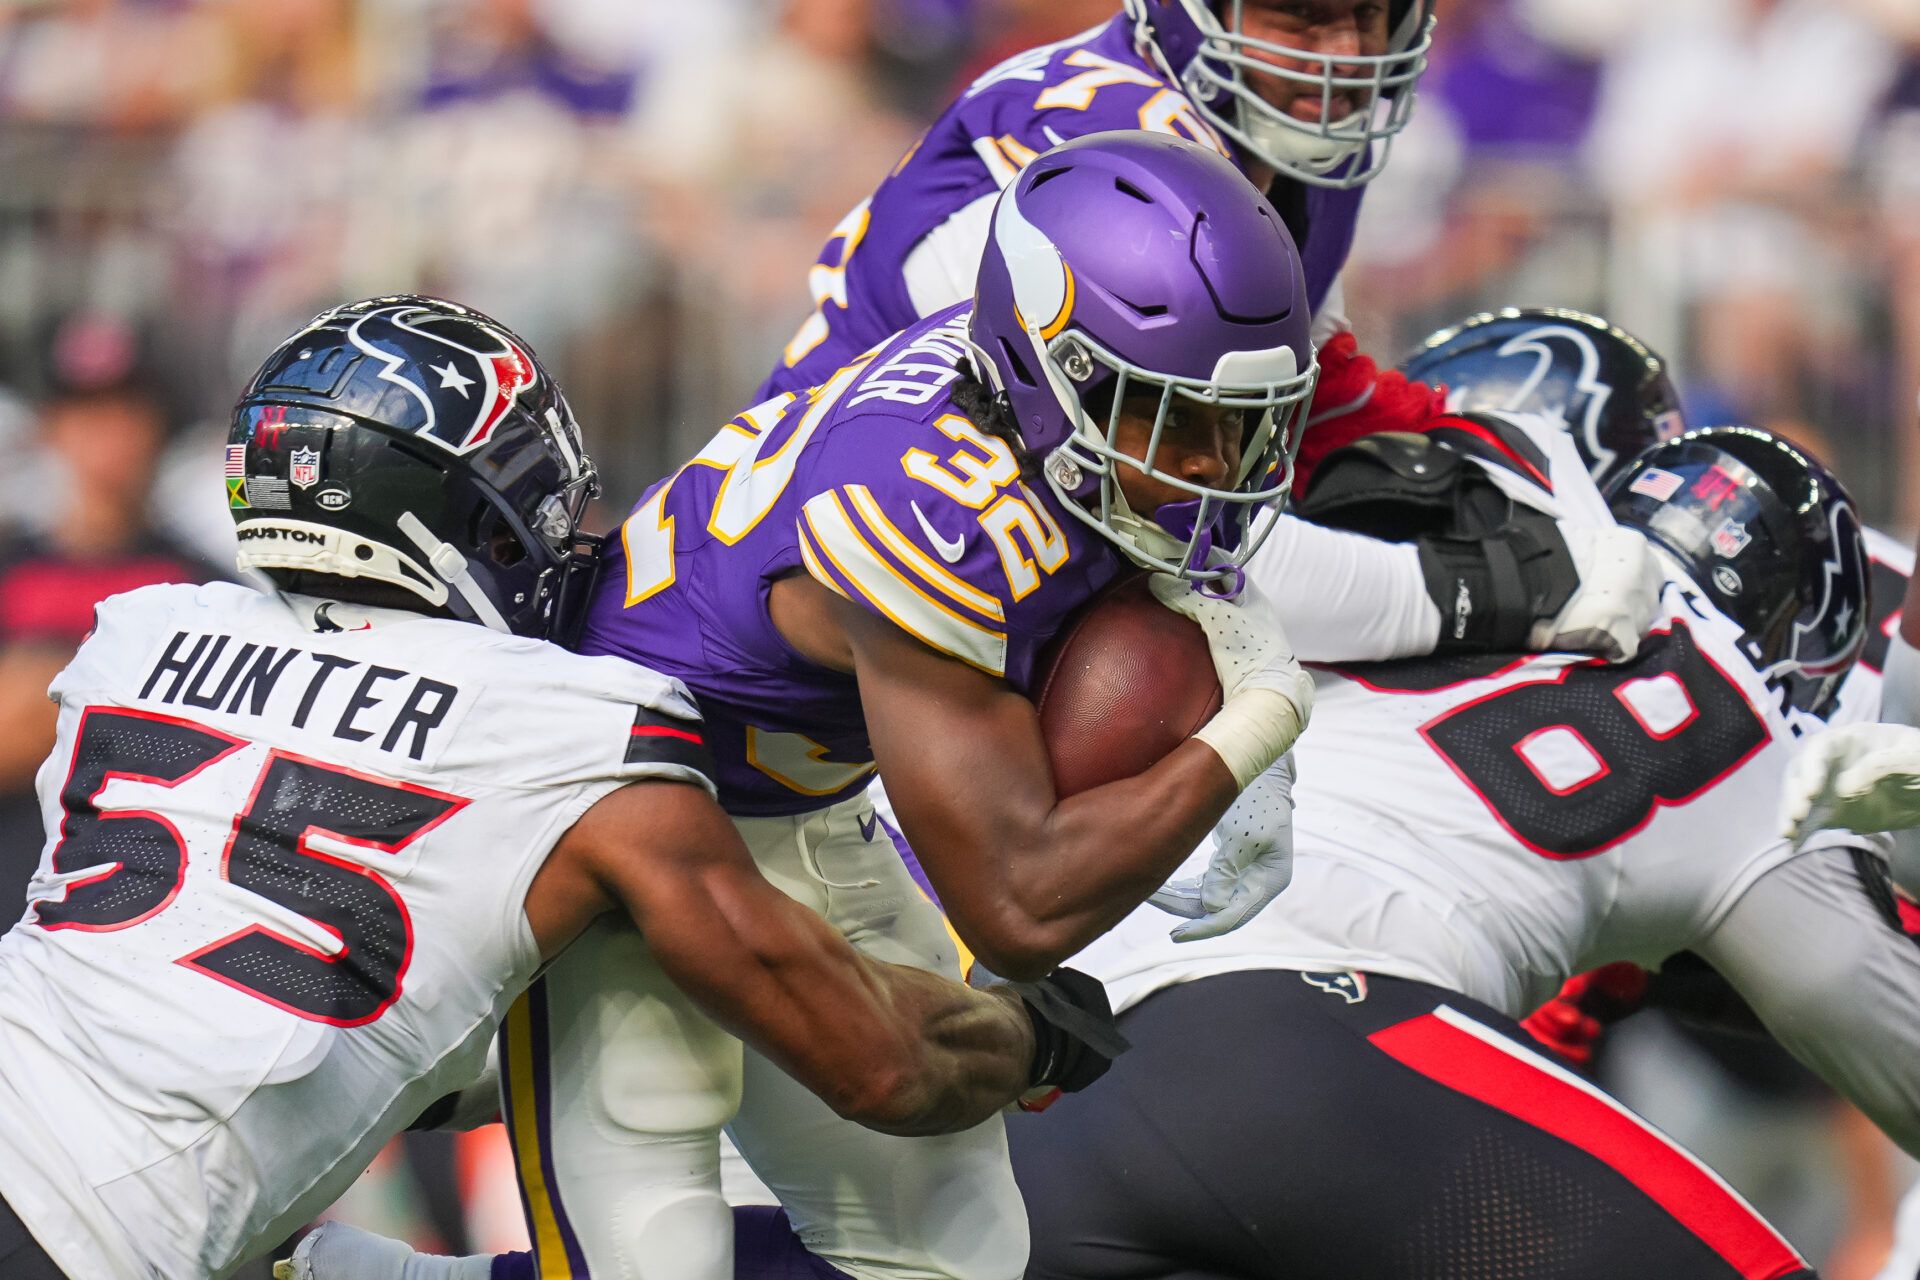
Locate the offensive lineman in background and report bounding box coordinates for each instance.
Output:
[760,2,1672,672]
[0,296,1115,1280]
[1016,423,1900,1278]
[762,0,1424,424]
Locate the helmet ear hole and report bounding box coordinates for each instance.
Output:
[490,529,528,568]
[998,338,1038,389]
[467,503,529,568]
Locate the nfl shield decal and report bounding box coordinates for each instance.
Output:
[1710,519,1751,559]
[290,446,321,489]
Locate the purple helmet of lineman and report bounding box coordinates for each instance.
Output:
[968,131,1317,587]
[1125,0,1435,188]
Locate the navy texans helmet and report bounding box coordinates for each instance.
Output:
[228,295,599,640]
[1605,426,1868,718]
[1124,0,1435,188]
[1399,308,1687,487]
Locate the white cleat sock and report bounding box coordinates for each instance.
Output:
[275,1222,497,1280]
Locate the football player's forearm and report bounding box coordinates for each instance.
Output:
[639,858,1032,1134]
[845,976,1038,1137]
[847,601,1236,976]
[1246,515,1439,662]
[713,926,1035,1135]
[955,739,1238,979]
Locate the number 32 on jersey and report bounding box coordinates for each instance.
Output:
[620,361,1066,612]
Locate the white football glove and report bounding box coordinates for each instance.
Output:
[1149,573,1314,788]
[1150,751,1296,941]
[1780,722,1920,844]
[1530,524,1664,663]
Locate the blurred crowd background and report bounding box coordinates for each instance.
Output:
[0,0,1916,1275]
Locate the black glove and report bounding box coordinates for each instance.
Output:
[1006,967,1129,1093]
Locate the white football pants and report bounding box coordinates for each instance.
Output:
[502,790,1028,1280]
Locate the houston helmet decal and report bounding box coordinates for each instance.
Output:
[1488,324,1618,479]
[346,304,541,454]
[1789,500,1867,677]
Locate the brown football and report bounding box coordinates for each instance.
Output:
[1032,572,1223,798]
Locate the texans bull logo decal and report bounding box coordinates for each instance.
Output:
[346,304,539,454]
[1482,324,1618,478]
[1301,971,1369,1004]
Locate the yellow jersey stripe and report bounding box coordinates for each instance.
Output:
[802,492,1007,676]
[502,994,574,1278]
[844,484,1005,621]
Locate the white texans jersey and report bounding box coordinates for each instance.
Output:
[1826,523,1912,728]
[0,584,714,1280]
[1079,557,1856,1021]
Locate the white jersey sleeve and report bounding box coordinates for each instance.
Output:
[901,192,997,319]
[1244,408,1618,666]
[0,583,712,1280]
[1245,514,1440,662]
[1308,274,1351,346]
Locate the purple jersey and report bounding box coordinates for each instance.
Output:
[583,306,1124,816]
[757,15,1365,403]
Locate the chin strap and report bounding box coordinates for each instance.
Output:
[396,512,512,634]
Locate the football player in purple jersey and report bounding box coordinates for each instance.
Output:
[757,1,1673,673]
[296,131,1322,1280]
[761,0,1433,405]
[0,296,1115,1280]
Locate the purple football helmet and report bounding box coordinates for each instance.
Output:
[1125,0,1434,188]
[968,131,1317,587]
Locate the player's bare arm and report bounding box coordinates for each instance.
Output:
[842,582,1238,979]
[523,777,1062,1135]
[767,394,1295,979]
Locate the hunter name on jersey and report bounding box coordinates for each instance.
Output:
[138,629,464,765]
[585,305,1123,816]
[0,581,711,1279]
[758,15,1362,402]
